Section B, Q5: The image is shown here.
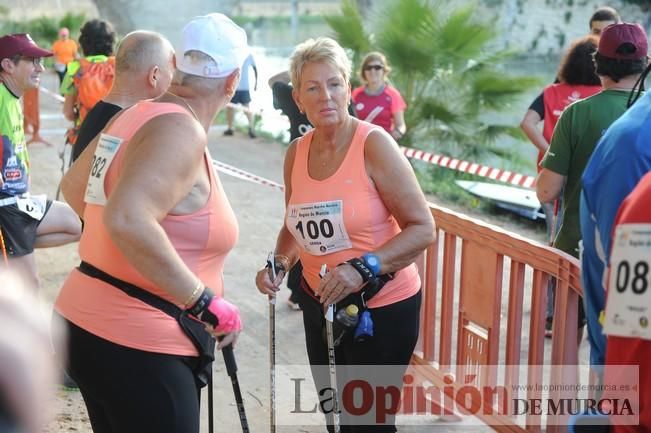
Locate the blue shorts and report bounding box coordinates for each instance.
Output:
[230,90,251,105]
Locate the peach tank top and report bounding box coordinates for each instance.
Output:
[55,102,239,356]
[286,121,420,308]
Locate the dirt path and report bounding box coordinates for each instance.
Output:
[30,72,549,433]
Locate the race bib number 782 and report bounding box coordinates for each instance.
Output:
[84,133,123,206]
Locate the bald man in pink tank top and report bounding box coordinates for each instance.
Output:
[52,14,248,433]
[256,38,435,433]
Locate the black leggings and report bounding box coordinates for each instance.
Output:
[296,284,422,433]
[55,314,202,433]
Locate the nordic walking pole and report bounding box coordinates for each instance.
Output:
[208,372,214,433]
[321,264,341,433]
[0,227,8,266]
[267,252,277,433]
[222,343,251,433]
[55,144,66,200]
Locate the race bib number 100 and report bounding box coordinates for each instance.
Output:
[84,134,123,206]
[604,223,651,340]
[286,200,352,256]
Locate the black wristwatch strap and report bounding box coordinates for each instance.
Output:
[345,257,374,283]
[188,287,214,317]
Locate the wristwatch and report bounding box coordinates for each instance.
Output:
[361,253,381,276]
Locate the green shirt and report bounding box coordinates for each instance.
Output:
[60,54,110,96]
[0,83,29,195]
[541,89,632,257]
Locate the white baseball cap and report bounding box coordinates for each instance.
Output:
[177,13,249,78]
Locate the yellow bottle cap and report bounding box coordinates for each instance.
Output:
[345,304,359,316]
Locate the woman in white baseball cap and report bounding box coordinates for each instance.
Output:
[53,13,248,433]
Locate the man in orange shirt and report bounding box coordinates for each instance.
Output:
[51,27,78,86]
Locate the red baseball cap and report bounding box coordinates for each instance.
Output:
[0,33,53,60]
[598,23,649,60]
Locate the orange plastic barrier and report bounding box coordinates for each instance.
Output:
[410,203,582,433]
[22,88,51,146]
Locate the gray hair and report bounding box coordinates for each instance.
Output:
[289,37,351,91]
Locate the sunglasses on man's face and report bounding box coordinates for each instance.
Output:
[364,64,384,71]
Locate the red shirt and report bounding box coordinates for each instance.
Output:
[604,172,651,432]
[351,84,406,133]
[538,83,601,166]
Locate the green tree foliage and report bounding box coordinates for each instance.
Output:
[0,12,86,48]
[327,0,539,160]
[620,0,651,11]
[325,0,371,70]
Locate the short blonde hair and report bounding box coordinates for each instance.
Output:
[359,51,391,83]
[289,37,351,90]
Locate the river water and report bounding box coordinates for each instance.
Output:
[233,20,558,172]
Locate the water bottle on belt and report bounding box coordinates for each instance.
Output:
[333,304,359,346]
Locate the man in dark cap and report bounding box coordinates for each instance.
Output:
[580,21,651,376]
[0,33,81,291]
[536,22,648,358]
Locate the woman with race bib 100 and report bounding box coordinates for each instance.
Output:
[255,37,435,433]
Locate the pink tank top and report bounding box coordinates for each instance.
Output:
[286,121,420,308]
[55,101,239,356]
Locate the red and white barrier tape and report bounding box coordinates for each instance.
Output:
[39,86,65,103]
[213,148,536,192]
[399,146,536,189]
[39,83,535,189]
[212,160,285,192]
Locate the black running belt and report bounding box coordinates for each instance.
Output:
[78,260,181,319]
[77,260,216,433]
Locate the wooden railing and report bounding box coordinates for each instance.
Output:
[410,203,583,433]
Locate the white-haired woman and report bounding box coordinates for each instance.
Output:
[256,37,435,432]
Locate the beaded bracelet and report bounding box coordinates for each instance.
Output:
[266,254,291,273]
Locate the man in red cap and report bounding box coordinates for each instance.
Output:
[0,33,81,291]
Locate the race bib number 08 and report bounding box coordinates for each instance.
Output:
[286,200,352,256]
[604,224,651,340]
[84,134,123,206]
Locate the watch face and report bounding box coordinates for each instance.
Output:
[366,256,379,267]
[363,254,380,273]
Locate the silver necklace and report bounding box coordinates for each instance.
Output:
[167,91,199,122]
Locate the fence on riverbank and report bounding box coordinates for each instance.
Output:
[411,203,583,433]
